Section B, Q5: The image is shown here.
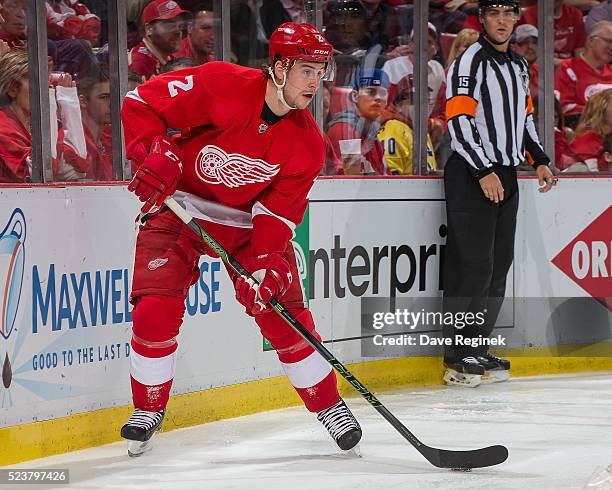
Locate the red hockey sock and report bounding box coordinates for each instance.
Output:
[294,369,340,413]
[258,308,340,413]
[129,295,185,411]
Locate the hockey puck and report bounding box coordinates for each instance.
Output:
[451,468,472,472]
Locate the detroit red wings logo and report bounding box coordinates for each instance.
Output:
[195,145,280,188]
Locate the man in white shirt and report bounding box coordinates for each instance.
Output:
[382,21,446,116]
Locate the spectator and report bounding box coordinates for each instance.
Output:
[52,39,100,81]
[0,49,34,182]
[378,75,437,175]
[173,2,215,65]
[424,0,472,33]
[586,0,612,32]
[383,22,446,148]
[444,1,480,32]
[321,83,343,175]
[159,56,197,73]
[128,0,191,80]
[325,0,398,54]
[519,0,586,63]
[9,2,101,86]
[569,88,612,171]
[555,20,612,128]
[566,0,603,13]
[510,24,539,95]
[445,27,479,68]
[53,70,90,182]
[357,0,398,52]
[71,73,113,180]
[324,1,370,55]
[46,0,102,47]
[0,50,84,182]
[324,0,386,87]
[229,0,291,67]
[79,0,108,45]
[280,0,305,23]
[326,68,389,175]
[0,0,26,48]
[382,22,445,115]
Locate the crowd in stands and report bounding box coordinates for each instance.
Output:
[0,0,610,183]
[320,0,612,175]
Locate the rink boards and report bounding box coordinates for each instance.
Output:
[0,177,611,464]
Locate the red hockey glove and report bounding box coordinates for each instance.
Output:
[234,253,293,316]
[127,136,183,214]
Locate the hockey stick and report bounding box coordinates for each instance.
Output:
[164,197,508,470]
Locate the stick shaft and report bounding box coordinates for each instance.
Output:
[163,197,508,469]
[165,198,426,448]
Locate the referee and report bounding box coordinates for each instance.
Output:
[442,0,556,387]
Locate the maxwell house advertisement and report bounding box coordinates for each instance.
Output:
[0,189,226,428]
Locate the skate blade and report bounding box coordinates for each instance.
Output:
[444,369,482,388]
[127,437,154,457]
[348,444,362,458]
[482,370,510,383]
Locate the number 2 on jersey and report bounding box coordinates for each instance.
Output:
[168,75,194,98]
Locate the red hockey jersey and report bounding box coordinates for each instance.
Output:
[128,40,166,80]
[0,106,62,183]
[519,4,585,60]
[122,62,325,255]
[569,131,608,172]
[173,37,214,65]
[555,56,612,117]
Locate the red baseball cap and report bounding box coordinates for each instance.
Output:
[141,0,190,26]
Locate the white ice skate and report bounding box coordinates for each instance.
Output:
[120,409,165,457]
[443,357,485,388]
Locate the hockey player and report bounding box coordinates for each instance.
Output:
[120,22,362,456]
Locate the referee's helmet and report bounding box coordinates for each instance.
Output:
[478,0,521,16]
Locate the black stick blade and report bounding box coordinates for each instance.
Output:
[423,444,509,469]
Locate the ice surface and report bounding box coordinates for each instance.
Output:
[7,373,612,490]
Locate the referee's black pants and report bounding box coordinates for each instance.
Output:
[442,153,519,362]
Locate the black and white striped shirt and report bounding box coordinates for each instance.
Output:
[446,35,550,178]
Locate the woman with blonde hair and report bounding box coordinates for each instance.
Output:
[0,48,87,182]
[446,28,479,69]
[569,89,612,172]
